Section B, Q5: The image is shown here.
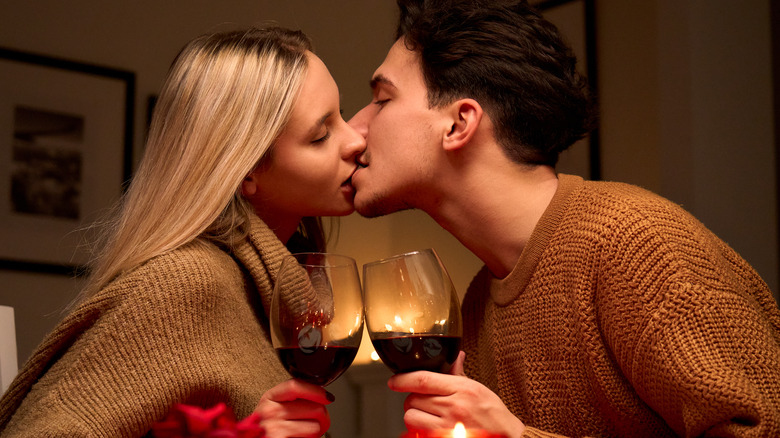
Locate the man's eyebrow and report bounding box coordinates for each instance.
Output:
[370,74,396,91]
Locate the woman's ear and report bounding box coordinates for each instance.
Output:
[241,172,258,197]
[443,98,483,151]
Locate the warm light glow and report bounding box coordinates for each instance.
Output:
[453,423,466,438]
[370,350,380,361]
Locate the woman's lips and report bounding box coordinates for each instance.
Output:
[340,166,360,196]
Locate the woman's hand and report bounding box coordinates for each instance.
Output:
[254,379,334,438]
[388,351,526,438]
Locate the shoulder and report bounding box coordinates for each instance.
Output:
[94,240,245,312]
[569,179,773,309]
[563,178,710,245]
[73,239,261,351]
[549,175,695,244]
[556,176,765,293]
[577,178,684,215]
[141,239,237,280]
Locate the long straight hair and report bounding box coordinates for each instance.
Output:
[81,27,316,299]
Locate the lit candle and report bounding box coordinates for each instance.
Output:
[400,422,507,438]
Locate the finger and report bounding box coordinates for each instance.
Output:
[260,399,329,421]
[257,400,331,438]
[403,407,448,431]
[404,391,458,421]
[255,396,331,428]
[403,392,425,412]
[262,378,335,405]
[261,419,323,438]
[449,351,466,376]
[388,370,464,396]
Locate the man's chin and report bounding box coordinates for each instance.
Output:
[354,193,404,218]
[354,202,385,219]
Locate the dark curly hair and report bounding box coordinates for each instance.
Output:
[396,0,596,166]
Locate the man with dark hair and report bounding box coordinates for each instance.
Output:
[348,0,780,437]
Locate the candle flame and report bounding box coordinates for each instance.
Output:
[453,422,466,438]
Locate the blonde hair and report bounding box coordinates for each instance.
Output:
[82,27,313,298]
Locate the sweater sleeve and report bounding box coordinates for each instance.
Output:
[597,204,780,437]
[1,243,288,437]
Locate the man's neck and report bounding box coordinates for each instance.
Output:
[425,162,559,279]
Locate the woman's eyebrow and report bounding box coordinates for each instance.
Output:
[305,112,333,137]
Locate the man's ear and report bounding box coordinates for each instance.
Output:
[443,98,483,151]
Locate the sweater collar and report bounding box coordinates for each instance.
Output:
[232,213,292,317]
[489,173,584,306]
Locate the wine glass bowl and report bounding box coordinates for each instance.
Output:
[362,248,462,374]
[271,253,363,386]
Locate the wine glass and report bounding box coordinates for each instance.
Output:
[362,248,462,374]
[270,253,363,386]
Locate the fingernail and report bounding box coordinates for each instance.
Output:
[326,391,336,402]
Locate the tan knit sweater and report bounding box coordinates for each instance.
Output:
[0,214,292,437]
[462,174,780,438]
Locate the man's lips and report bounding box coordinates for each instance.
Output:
[342,165,361,188]
[356,152,369,168]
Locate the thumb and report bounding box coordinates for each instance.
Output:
[449,350,466,376]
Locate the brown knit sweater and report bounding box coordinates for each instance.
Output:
[0,214,293,437]
[462,174,780,438]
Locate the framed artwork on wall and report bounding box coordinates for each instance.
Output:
[532,0,600,180]
[0,48,135,275]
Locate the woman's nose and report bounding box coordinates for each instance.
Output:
[347,105,371,139]
[341,121,367,159]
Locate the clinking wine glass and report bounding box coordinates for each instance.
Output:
[363,248,462,374]
[271,253,363,386]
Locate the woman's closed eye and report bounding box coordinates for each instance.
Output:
[312,131,331,144]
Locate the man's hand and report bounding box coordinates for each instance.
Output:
[388,351,526,438]
[254,378,334,438]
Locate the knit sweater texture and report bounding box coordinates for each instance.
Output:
[462,174,780,438]
[0,214,293,437]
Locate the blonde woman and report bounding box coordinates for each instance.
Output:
[0,26,364,437]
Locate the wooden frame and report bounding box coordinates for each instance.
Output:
[0,48,135,276]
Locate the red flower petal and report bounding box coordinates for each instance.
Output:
[152,403,261,438]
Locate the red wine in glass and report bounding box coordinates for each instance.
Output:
[371,334,460,374]
[277,345,359,386]
[363,249,462,374]
[271,253,363,386]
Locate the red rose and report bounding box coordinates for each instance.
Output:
[152,403,264,438]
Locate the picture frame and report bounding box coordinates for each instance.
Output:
[0,48,135,275]
[533,0,600,180]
